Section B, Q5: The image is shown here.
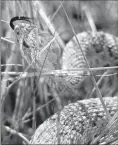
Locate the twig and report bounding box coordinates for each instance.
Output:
[32,1,65,51]
[61,2,111,120]
[82,6,97,36]
[1,66,118,76]
[1,37,15,44]
[4,125,30,144]
[87,70,109,99]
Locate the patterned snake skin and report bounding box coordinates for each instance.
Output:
[29,31,118,144]
[10,17,61,72]
[10,17,118,144]
[30,96,118,144]
[62,31,118,86]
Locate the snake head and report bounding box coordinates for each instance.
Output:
[10,16,33,43]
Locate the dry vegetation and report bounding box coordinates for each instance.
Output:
[1,1,118,144]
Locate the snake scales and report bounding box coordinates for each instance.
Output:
[30,96,118,144]
[10,17,118,144]
[29,31,118,144]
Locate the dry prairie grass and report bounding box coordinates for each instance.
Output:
[1,1,118,144]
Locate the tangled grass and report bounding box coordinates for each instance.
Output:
[1,1,118,144]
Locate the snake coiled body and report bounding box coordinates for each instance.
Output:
[10,17,118,144]
[62,31,118,86]
[30,31,118,144]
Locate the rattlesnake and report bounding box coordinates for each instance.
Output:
[10,17,118,144]
[29,31,118,144]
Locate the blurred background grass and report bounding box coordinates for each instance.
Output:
[1,1,118,144]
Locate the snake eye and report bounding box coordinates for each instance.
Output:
[16,31,20,35]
